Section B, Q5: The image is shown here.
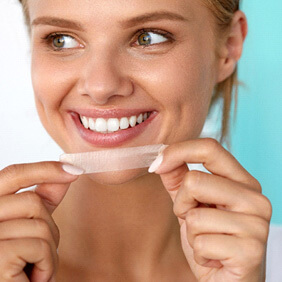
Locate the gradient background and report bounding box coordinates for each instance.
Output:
[231,0,282,225]
[0,0,281,279]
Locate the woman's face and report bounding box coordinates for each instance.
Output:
[28,0,223,184]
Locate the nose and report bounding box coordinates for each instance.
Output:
[77,52,134,105]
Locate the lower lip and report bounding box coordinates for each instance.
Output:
[71,112,158,147]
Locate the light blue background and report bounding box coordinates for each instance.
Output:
[231,1,282,224]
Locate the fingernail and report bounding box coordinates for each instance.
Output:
[148,153,163,173]
[62,164,85,175]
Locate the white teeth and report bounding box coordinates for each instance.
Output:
[95,118,107,133]
[107,118,120,132]
[79,112,151,133]
[89,118,95,130]
[137,113,143,124]
[129,116,137,127]
[120,117,129,130]
[81,116,89,129]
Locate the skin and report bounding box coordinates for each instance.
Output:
[0,0,271,281]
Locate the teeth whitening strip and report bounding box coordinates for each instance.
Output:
[60,144,167,174]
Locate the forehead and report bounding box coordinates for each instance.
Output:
[27,0,202,23]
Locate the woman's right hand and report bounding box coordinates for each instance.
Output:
[0,162,82,282]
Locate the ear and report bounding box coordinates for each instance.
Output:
[217,10,248,83]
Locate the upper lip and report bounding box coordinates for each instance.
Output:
[70,108,156,119]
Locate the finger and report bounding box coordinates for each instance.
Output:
[0,162,81,215]
[173,170,272,221]
[0,192,60,246]
[0,238,54,282]
[35,183,72,214]
[0,161,79,196]
[155,139,261,190]
[185,208,270,248]
[192,234,265,270]
[160,163,189,202]
[0,218,58,270]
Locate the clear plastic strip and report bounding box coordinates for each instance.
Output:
[60,144,167,174]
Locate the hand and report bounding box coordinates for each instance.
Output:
[151,139,272,282]
[0,162,80,282]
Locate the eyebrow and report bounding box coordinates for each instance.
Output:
[120,11,189,28]
[31,17,84,31]
[31,11,188,31]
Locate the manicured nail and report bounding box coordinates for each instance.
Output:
[148,153,163,173]
[62,164,85,175]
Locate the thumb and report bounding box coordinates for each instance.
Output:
[35,182,73,214]
[159,163,188,202]
[149,145,189,202]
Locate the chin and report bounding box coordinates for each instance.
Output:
[84,167,149,186]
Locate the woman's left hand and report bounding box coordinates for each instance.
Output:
[150,138,272,282]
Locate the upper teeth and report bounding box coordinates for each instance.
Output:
[79,112,150,133]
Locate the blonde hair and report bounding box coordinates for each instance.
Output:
[204,0,240,145]
[18,0,240,143]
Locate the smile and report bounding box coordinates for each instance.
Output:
[71,110,158,147]
[79,112,151,134]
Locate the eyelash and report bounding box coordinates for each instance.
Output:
[40,28,174,52]
[41,32,76,52]
[133,28,173,47]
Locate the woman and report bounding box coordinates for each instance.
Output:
[0,0,271,281]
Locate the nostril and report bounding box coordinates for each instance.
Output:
[77,68,134,105]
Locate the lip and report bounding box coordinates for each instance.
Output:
[71,108,155,119]
[70,110,158,147]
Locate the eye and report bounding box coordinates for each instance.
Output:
[46,34,80,50]
[137,31,169,46]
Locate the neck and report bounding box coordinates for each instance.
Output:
[53,172,191,280]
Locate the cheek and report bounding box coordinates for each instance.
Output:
[32,58,66,109]
[131,46,216,139]
[31,53,77,122]
[31,53,77,145]
[135,45,215,105]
